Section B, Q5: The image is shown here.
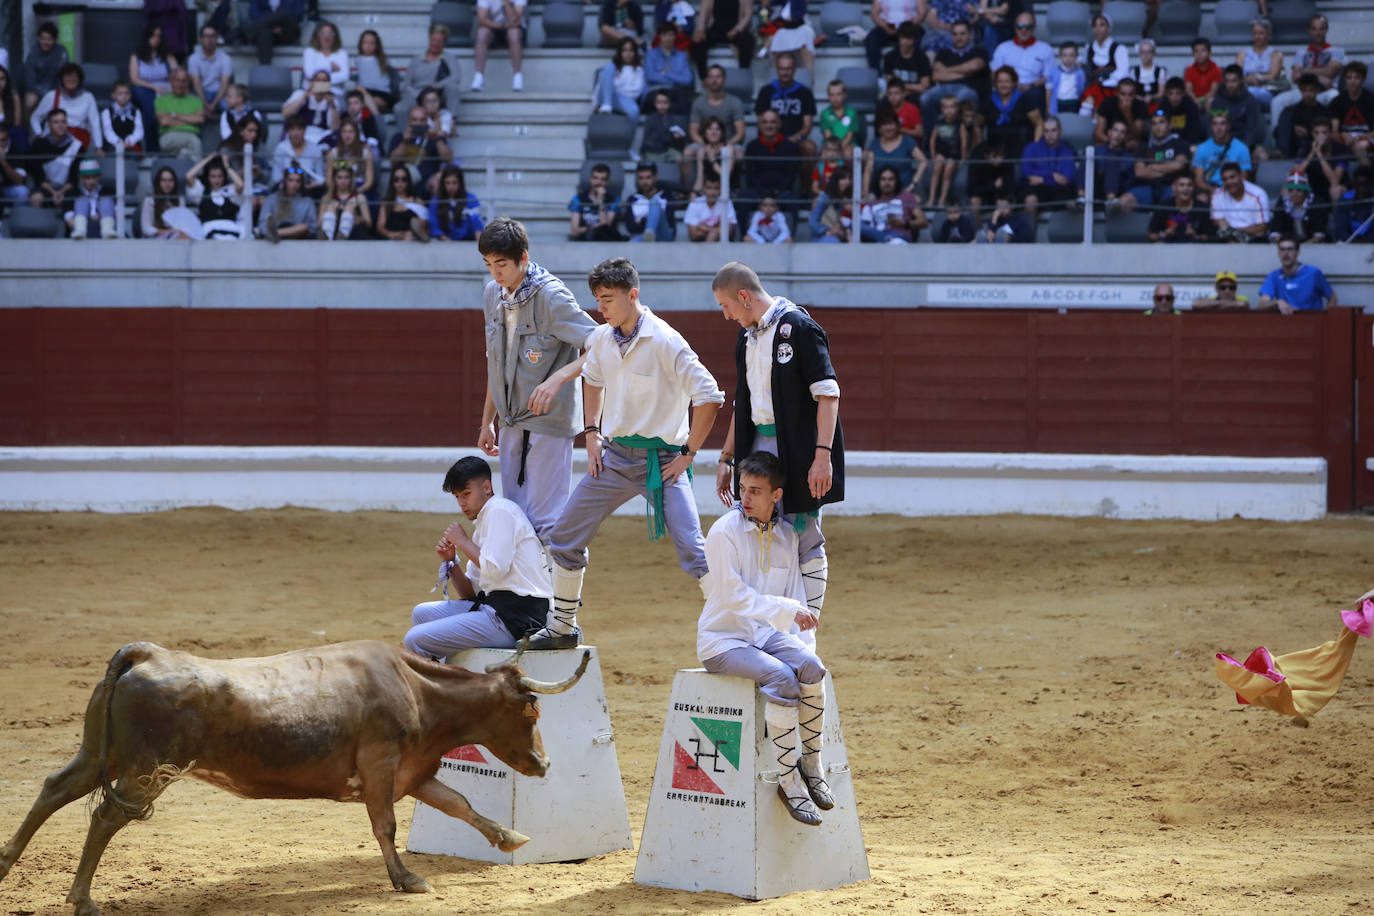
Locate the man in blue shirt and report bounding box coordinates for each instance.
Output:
[1192,110,1251,201]
[1018,115,1079,224]
[1257,236,1338,314]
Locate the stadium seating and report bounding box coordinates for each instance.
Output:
[99,155,140,199]
[248,65,296,111]
[1046,1,1092,46]
[1256,158,1298,199]
[1104,210,1150,242]
[578,159,626,198]
[541,2,586,48]
[723,67,754,106]
[819,1,862,43]
[1213,0,1260,43]
[584,111,636,159]
[81,63,120,103]
[1100,2,1146,44]
[1151,1,1202,43]
[8,206,65,238]
[1057,113,1095,153]
[1269,0,1320,44]
[1045,209,1084,243]
[834,66,879,116]
[432,1,476,47]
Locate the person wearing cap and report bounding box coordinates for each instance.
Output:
[65,159,117,239]
[1268,171,1329,243]
[1192,271,1250,310]
[1129,106,1189,206]
[1258,236,1337,314]
[1144,283,1179,316]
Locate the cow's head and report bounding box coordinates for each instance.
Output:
[478,645,591,778]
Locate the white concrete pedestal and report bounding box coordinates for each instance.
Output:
[634,669,869,899]
[406,646,632,864]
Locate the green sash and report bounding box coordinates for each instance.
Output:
[614,436,693,541]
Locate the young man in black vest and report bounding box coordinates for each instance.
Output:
[711,261,843,649]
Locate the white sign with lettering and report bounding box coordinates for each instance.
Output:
[925,284,1220,309]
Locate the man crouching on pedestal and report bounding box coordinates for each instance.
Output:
[697,451,834,826]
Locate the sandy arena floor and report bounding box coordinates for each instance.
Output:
[1,509,1373,915]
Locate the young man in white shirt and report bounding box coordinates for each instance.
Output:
[535,258,725,649]
[405,457,553,658]
[698,450,832,826]
[1210,161,1270,243]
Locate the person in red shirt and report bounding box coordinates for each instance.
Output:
[1184,37,1223,109]
[877,74,922,142]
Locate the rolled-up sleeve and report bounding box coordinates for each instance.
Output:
[674,345,725,407]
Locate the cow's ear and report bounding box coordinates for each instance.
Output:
[524,699,540,721]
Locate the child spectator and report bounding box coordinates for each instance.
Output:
[877,75,922,142]
[639,90,688,165]
[428,164,484,241]
[978,192,1031,243]
[303,21,349,102]
[808,165,853,243]
[141,165,190,238]
[1300,121,1348,202]
[282,71,341,145]
[28,108,81,208]
[318,162,372,239]
[260,166,317,241]
[1158,76,1203,145]
[30,63,102,151]
[345,89,383,146]
[219,117,270,202]
[644,21,694,114]
[1047,41,1085,117]
[935,201,976,241]
[818,80,859,158]
[569,162,625,241]
[685,175,737,240]
[811,137,842,197]
[354,30,397,112]
[959,99,981,149]
[65,159,116,238]
[1278,74,1330,158]
[966,140,1013,225]
[861,164,925,242]
[1131,39,1166,102]
[1184,37,1222,110]
[377,166,431,241]
[746,195,791,242]
[272,116,325,192]
[1084,13,1129,96]
[1147,173,1210,242]
[102,81,145,154]
[128,24,177,154]
[22,22,68,119]
[882,21,932,101]
[691,115,732,197]
[0,124,30,203]
[331,119,376,197]
[928,93,967,208]
[1268,172,1327,243]
[185,152,245,238]
[595,38,647,117]
[218,84,264,142]
[619,161,675,241]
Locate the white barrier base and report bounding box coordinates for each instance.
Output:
[634,669,869,900]
[406,646,633,865]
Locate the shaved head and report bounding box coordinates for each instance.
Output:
[711,261,766,296]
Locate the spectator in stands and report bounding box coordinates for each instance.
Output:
[1129,108,1190,208]
[981,65,1041,158]
[303,21,348,102]
[1329,62,1373,169]
[0,124,30,203]
[755,54,816,170]
[929,20,988,124]
[65,160,117,238]
[400,24,463,116]
[345,89,383,146]
[1333,165,1373,242]
[808,165,854,242]
[977,191,1030,242]
[1191,270,1249,309]
[966,138,1013,223]
[1213,65,1265,154]
[28,109,80,209]
[317,162,371,239]
[354,30,397,112]
[760,0,816,73]
[219,84,264,142]
[928,93,967,207]
[1158,76,1203,145]
[877,76,921,142]
[862,164,925,242]
[154,68,205,159]
[1267,172,1327,243]
[220,117,270,203]
[102,81,145,154]
[260,166,317,240]
[473,0,526,93]
[1018,114,1076,222]
[745,194,791,242]
[655,0,696,41]
[31,63,102,153]
[690,115,733,196]
[186,152,245,238]
[377,166,430,241]
[1083,12,1129,102]
[429,164,484,241]
[1277,74,1330,157]
[1147,173,1210,242]
[935,200,975,241]
[966,0,1019,55]
[596,38,646,117]
[1301,121,1347,202]
[243,0,305,67]
[690,0,754,79]
[1193,111,1251,201]
[331,118,375,197]
[188,24,233,114]
[146,0,194,59]
[685,174,737,240]
[1237,17,1283,109]
[1184,38,1222,110]
[600,0,645,47]
[1130,39,1165,103]
[1143,283,1178,315]
[388,105,453,194]
[0,65,22,152]
[817,80,859,159]
[640,89,688,166]
[141,165,190,238]
[1211,161,1270,242]
[128,24,177,154]
[862,109,925,195]
[418,86,457,140]
[619,161,675,241]
[272,116,325,191]
[645,21,695,113]
[1258,236,1336,312]
[1270,15,1344,133]
[1046,41,1085,117]
[865,0,927,72]
[990,11,1053,110]
[568,162,625,241]
[21,22,67,120]
[882,22,932,103]
[1093,76,1146,150]
[810,136,842,195]
[283,71,341,145]
[683,65,745,185]
[922,0,971,54]
[1094,120,1138,212]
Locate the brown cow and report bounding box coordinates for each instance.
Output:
[0,638,589,916]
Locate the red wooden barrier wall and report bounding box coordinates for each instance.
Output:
[0,307,1361,510]
[1358,313,1374,510]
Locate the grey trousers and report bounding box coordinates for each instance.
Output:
[753,433,825,563]
[404,600,517,659]
[499,425,573,547]
[549,439,708,578]
[701,631,827,706]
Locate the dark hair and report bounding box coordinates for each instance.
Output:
[896,20,920,40]
[587,257,638,294]
[1276,233,1300,248]
[56,62,84,90]
[285,115,307,131]
[1344,60,1368,80]
[613,35,641,69]
[137,23,170,63]
[590,162,611,178]
[874,109,899,130]
[1223,63,1244,79]
[1192,36,1211,50]
[1352,165,1374,187]
[203,155,228,186]
[637,161,658,175]
[152,165,182,228]
[1297,73,1321,90]
[38,21,59,38]
[436,165,468,234]
[386,165,418,201]
[875,164,901,191]
[417,86,443,108]
[1164,76,1186,91]
[442,457,493,494]
[112,79,131,94]
[357,28,391,71]
[994,65,1018,86]
[649,88,671,107]
[700,114,726,142]
[737,451,784,489]
[1058,40,1078,53]
[47,106,68,121]
[1220,161,1242,177]
[706,63,726,79]
[824,164,851,198]
[477,216,530,259]
[0,66,17,127]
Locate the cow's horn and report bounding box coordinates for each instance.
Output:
[520,650,591,695]
[485,636,531,673]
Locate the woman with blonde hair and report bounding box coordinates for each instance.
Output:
[303,20,348,100]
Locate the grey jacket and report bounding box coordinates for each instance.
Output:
[484,263,598,437]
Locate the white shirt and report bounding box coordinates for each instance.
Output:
[478,0,527,28]
[1089,38,1130,87]
[463,495,551,599]
[303,48,350,89]
[684,196,738,229]
[746,209,791,243]
[582,306,724,445]
[745,300,842,427]
[697,507,807,661]
[1211,179,1270,229]
[877,0,919,25]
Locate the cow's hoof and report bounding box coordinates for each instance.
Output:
[71,899,101,916]
[496,829,530,852]
[398,873,431,894]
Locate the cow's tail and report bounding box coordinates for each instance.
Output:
[90,642,195,822]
